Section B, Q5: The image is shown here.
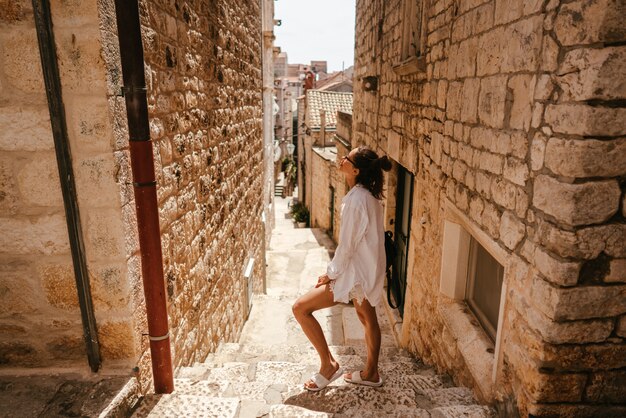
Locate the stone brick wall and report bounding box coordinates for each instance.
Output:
[134,0,266,371]
[310,150,332,231]
[0,0,136,369]
[1,0,266,390]
[354,0,626,415]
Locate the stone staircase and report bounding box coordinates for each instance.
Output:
[130,330,494,417]
[128,197,495,417]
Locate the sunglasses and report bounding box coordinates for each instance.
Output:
[343,155,356,166]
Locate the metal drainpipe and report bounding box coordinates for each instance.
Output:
[31,0,101,373]
[113,0,174,393]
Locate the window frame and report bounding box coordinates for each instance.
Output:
[438,199,509,399]
[465,237,505,342]
[393,0,429,76]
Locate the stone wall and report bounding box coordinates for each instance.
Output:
[1,0,267,390]
[0,0,136,369]
[310,149,333,231]
[135,0,266,370]
[353,0,626,415]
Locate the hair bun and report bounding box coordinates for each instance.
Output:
[378,155,392,172]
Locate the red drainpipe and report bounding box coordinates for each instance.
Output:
[113,0,174,393]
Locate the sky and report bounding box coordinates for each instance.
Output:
[273,0,357,73]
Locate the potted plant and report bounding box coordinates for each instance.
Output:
[290,202,309,228]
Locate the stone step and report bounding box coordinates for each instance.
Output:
[131,394,239,418]
[208,342,418,364]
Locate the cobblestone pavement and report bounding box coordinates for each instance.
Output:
[131,196,496,417]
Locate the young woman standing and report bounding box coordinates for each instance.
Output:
[292,146,392,391]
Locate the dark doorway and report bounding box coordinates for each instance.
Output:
[393,165,413,317]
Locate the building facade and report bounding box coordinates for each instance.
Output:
[353,0,626,416]
[297,90,353,218]
[0,0,270,393]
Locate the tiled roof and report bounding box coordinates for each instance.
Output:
[306,90,353,130]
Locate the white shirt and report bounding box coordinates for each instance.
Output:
[326,184,386,306]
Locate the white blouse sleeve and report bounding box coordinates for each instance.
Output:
[326,199,368,280]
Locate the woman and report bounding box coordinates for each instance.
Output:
[292,146,392,391]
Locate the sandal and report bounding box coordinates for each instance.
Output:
[344,370,383,387]
[304,367,344,392]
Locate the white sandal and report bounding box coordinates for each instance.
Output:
[304,367,344,392]
[344,370,383,387]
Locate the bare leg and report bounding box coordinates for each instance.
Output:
[345,298,381,383]
[292,284,340,389]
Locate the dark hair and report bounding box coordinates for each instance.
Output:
[352,146,392,200]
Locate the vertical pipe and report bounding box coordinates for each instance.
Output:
[31,0,101,373]
[113,0,174,393]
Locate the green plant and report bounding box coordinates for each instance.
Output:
[290,202,309,224]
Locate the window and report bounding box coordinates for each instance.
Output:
[465,238,504,341]
[439,201,508,396]
[394,0,428,75]
[401,0,427,60]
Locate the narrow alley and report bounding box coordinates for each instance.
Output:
[130,194,495,417]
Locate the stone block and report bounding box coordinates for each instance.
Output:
[48,0,99,27]
[0,105,55,152]
[91,264,129,310]
[498,211,525,250]
[584,370,626,403]
[98,320,136,359]
[436,80,448,109]
[74,154,121,208]
[532,277,626,320]
[55,27,106,94]
[46,334,85,360]
[0,341,39,366]
[558,46,626,101]
[503,157,529,186]
[16,153,64,207]
[524,369,587,403]
[460,78,479,123]
[554,0,626,46]
[544,137,626,178]
[85,209,125,259]
[491,178,517,210]
[445,81,463,121]
[617,316,626,338]
[540,35,559,72]
[530,132,546,171]
[482,202,501,239]
[0,28,45,93]
[533,175,620,227]
[502,16,543,73]
[478,75,507,128]
[494,0,542,26]
[606,259,626,283]
[476,151,503,175]
[533,247,581,286]
[66,96,113,151]
[0,215,70,255]
[0,269,38,315]
[507,75,535,131]
[522,298,613,344]
[476,27,506,76]
[545,103,626,136]
[39,263,79,310]
[0,0,32,23]
[534,75,554,101]
[0,156,20,215]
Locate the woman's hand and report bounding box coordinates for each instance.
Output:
[315,274,331,288]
